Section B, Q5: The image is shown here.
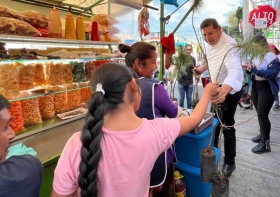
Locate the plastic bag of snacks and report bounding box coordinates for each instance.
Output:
[93,14,119,26]
[0,63,19,99]
[21,10,48,28]
[45,62,66,85]
[0,17,41,36]
[79,81,91,103]
[8,101,25,133]
[70,61,86,82]
[20,98,42,125]
[49,86,68,114]
[34,63,46,87]
[0,4,22,19]
[85,61,95,81]
[67,83,81,110]
[15,62,35,91]
[98,24,120,34]
[38,95,55,118]
[63,63,73,84]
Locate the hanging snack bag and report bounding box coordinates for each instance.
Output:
[20,98,42,125]
[67,83,81,110]
[21,10,49,28]
[93,14,119,26]
[50,85,68,114]
[63,63,73,84]
[45,62,66,85]
[0,4,22,19]
[33,63,46,87]
[38,95,55,118]
[85,61,95,80]
[0,63,19,99]
[48,7,62,38]
[8,101,25,133]
[70,61,86,82]
[16,62,35,91]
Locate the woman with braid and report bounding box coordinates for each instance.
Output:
[51,62,218,197]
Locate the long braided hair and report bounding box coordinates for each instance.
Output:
[78,62,138,197]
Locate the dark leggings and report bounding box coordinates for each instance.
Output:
[251,79,275,140]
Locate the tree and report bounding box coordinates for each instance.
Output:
[236,6,243,21]
[226,10,239,37]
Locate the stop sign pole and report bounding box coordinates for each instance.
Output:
[249,5,277,29]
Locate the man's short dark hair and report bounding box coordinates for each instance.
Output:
[185,44,192,49]
[0,95,10,111]
[200,18,220,29]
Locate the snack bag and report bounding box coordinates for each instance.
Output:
[0,63,20,99]
[39,95,55,118]
[8,101,25,133]
[20,98,43,125]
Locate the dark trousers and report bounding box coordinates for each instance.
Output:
[251,80,274,140]
[214,91,241,165]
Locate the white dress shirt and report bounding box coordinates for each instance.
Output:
[207,32,244,94]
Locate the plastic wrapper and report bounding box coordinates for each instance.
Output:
[0,4,22,19]
[64,63,73,84]
[0,17,41,36]
[8,101,25,133]
[21,10,48,28]
[34,63,46,87]
[85,61,95,80]
[49,86,68,114]
[70,61,86,82]
[20,98,42,125]
[100,33,121,42]
[67,84,81,110]
[84,22,92,33]
[0,64,19,99]
[93,14,119,25]
[92,59,112,69]
[15,62,35,91]
[79,81,91,103]
[98,24,120,34]
[45,62,66,85]
[38,95,55,118]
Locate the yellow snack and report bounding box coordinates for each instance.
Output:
[34,63,46,87]
[16,62,35,91]
[0,64,19,98]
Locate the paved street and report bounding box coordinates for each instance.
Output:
[171,81,280,197]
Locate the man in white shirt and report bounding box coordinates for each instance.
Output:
[194,18,244,178]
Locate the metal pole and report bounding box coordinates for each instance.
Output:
[159,3,165,81]
[243,0,254,38]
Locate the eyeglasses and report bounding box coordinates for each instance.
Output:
[186,49,192,51]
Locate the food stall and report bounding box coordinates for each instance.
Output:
[0,0,147,195]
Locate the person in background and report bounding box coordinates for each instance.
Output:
[247,37,280,154]
[51,62,219,197]
[0,94,43,197]
[177,44,196,109]
[119,42,177,197]
[198,57,210,88]
[194,18,244,178]
[270,44,280,111]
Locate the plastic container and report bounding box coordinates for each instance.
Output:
[91,21,100,41]
[174,171,187,197]
[190,113,214,134]
[48,6,62,38]
[65,12,76,40]
[175,118,218,167]
[76,15,85,40]
[175,147,220,197]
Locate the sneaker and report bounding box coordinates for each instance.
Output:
[272,104,280,111]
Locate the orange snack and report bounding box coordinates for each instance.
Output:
[67,84,81,110]
[38,95,55,118]
[20,98,42,125]
[49,86,68,113]
[8,101,25,133]
[79,82,91,103]
[63,63,73,84]
[16,62,35,90]
[0,63,19,99]
[34,63,46,86]
[45,62,66,85]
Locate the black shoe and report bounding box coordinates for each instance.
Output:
[252,134,261,143]
[251,139,271,154]
[222,163,236,178]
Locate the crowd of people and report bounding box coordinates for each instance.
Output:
[1,17,280,197]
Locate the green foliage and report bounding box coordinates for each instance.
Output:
[236,6,243,21]
[234,37,269,63]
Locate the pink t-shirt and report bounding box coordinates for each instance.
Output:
[53,118,180,197]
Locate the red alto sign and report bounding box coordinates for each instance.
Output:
[249,5,277,28]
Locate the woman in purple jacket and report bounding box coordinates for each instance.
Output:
[119,42,178,197]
